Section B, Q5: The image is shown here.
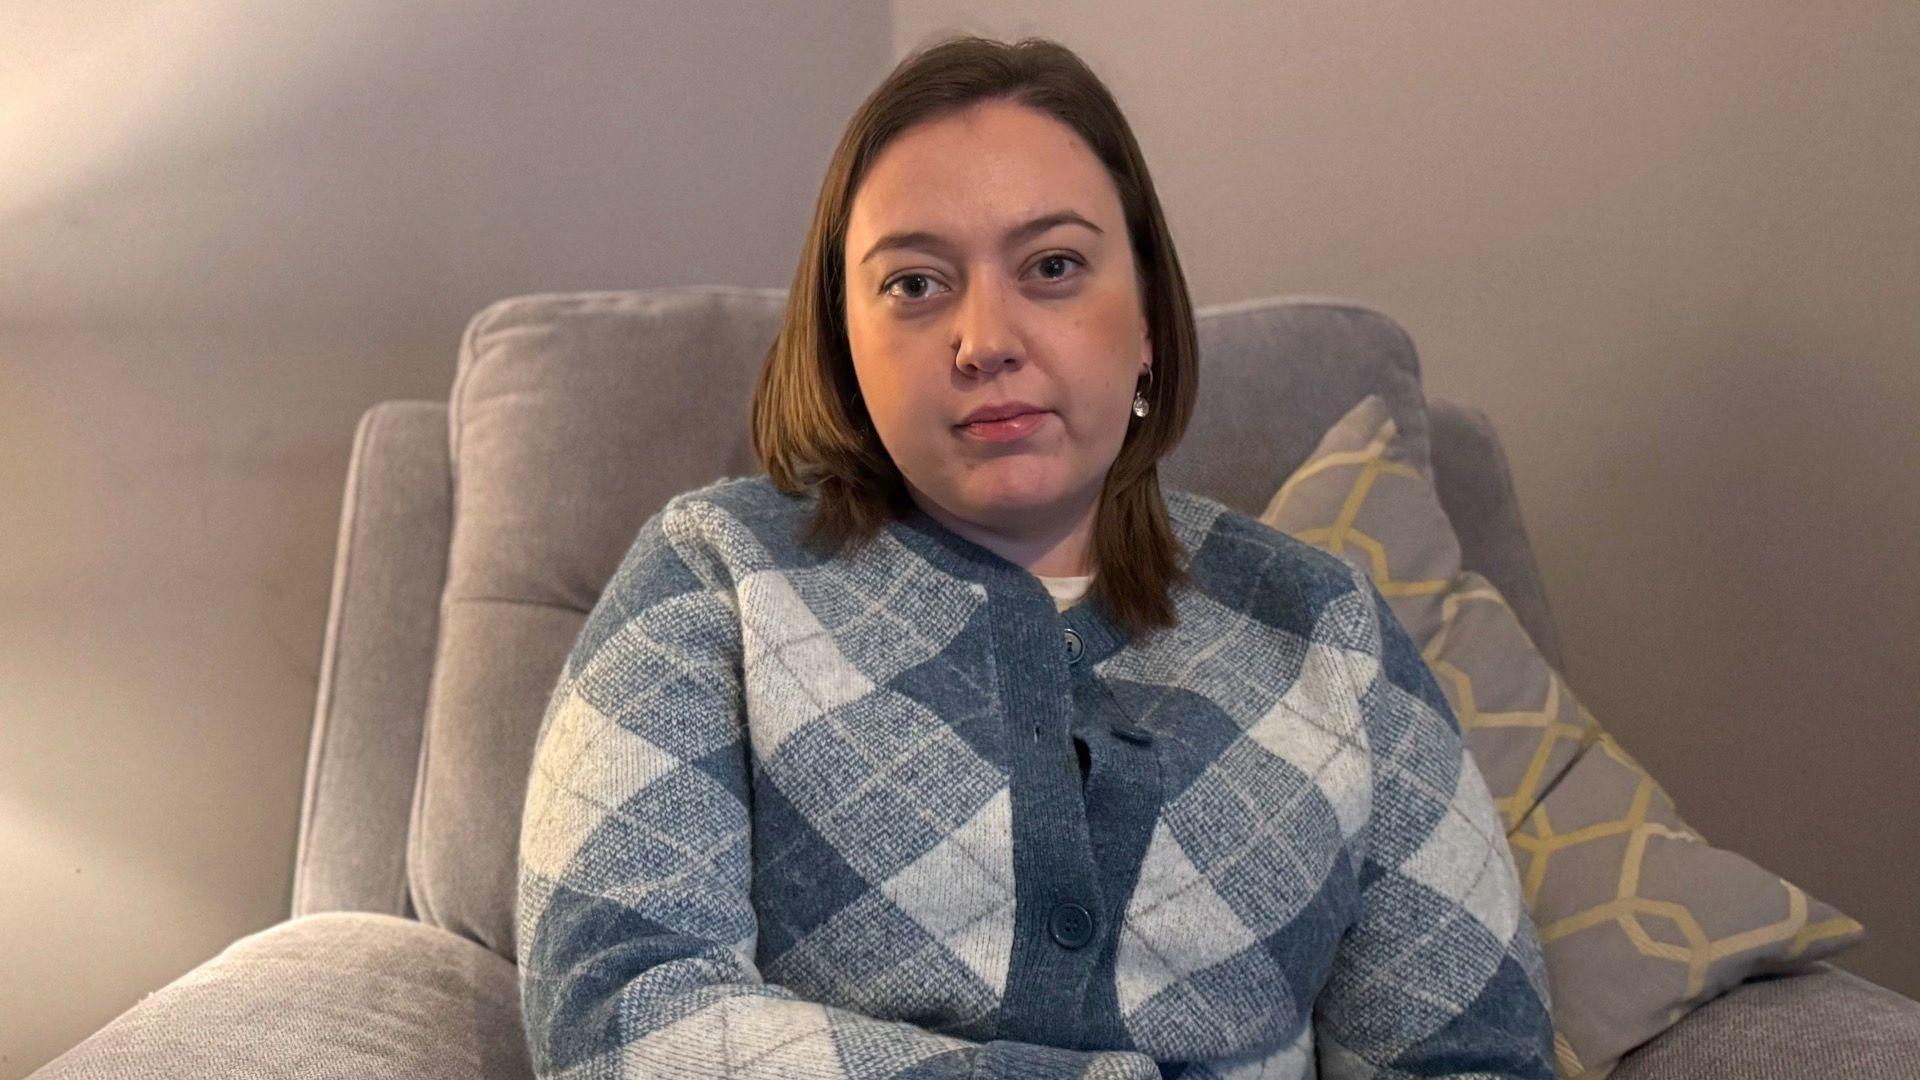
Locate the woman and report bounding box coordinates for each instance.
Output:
[517,35,1556,1079]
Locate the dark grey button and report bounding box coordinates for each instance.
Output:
[1063,627,1083,664]
[1048,901,1096,949]
[1111,722,1154,746]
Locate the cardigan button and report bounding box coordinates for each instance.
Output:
[1063,628,1083,664]
[1048,902,1096,949]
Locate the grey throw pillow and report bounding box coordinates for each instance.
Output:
[1260,394,1866,1077]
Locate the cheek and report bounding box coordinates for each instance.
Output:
[845,319,906,410]
[1101,288,1146,346]
[852,368,924,442]
[1077,295,1147,395]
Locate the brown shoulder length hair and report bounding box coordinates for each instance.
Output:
[750,34,1200,641]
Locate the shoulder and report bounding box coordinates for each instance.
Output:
[1162,486,1369,620]
[591,474,808,611]
[622,473,817,567]
[569,477,804,675]
[657,473,811,534]
[1172,490,1454,725]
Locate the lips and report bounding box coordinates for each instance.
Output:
[956,409,1051,443]
[957,401,1048,426]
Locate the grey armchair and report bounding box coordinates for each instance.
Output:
[33,288,1920,1079]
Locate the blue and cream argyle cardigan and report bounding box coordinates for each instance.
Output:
[516,474,1556,1079]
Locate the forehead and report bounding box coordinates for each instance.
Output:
[847,101,1122,246]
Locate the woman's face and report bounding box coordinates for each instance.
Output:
[842,99,1151,556]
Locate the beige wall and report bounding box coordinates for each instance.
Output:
[3,0,1915,1074]
[0,2,890,1074]
[894,0,1920,996]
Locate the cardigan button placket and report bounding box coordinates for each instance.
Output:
[988,587,1115,1044]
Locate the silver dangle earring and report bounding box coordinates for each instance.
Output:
[1132,368,1153,418]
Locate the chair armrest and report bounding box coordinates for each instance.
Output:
[1611,962,1920,1079]
[293,401,452,918]
[29,912,528,1079]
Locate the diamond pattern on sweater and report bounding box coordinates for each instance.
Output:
[1402,753,1521,944]
[1117,819,1262,1017]
[878,788,1016,994]
[516,476,1557,1080]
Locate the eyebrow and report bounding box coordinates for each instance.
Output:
[858,210,1104,265]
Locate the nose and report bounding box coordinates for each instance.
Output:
[952,278,1023,377]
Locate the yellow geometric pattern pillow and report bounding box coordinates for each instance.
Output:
[1260,394,1866,1078]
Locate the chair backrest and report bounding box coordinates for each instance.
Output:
[359,286,1539,958]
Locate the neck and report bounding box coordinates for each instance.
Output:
[908,483,1098,577]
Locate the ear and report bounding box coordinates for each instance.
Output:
[1138,329,1152,376]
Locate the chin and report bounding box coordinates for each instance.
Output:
[954,466,1080,520]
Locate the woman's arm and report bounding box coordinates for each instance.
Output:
[1311,566,1558,1079]
[515,498,1159,1080]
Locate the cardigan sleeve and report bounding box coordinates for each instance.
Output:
[514,499,1160,1080]
[1310,567,1558,1079]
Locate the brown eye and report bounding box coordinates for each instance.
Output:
[883,273,947,302]
[1034,254,1084,282]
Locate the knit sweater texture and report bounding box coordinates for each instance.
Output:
[516,474,1556,1079]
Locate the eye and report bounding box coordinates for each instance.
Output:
[882,273,948,302]
[1032,253,1085,282]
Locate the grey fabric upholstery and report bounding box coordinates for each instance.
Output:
[292,401,450,919]
[1426,398,1569,677]
[1160,291,1435,500]
[1609,962,1920,1078]
[33,913,532,1080]
[33,926,1916,1080]
[35,288,1918,1078]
